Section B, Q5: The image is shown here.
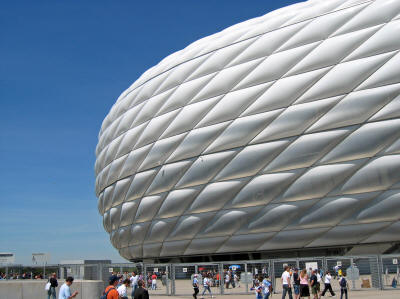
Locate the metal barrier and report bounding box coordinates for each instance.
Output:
[2,254,399,295]
[144,263,171,295]
[381,254,400,289]
[59,264,100,280]
[0,264,60,280]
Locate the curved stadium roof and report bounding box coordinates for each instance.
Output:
[95,0,400,261]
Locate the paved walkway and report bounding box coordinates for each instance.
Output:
[149,289,399,298]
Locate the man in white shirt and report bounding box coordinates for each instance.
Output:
[225,273,230,289]
[201,274,214,298]
[58,277,78,299]
[281,266,293,299]
[118,278,130,299]
[321,271,335,297]
[130,272,138,299]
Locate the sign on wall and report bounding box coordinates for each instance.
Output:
[305,262,318,271]
[0,253,15,265]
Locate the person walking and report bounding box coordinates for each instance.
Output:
[299,269,310,299]
[310,270,318,299]
[201,274,214,298]
[103,275,119,299]
[255,281,263,299]
[134,279,150,299]
[162,272,167,287]
[225,272,230,289]
[47,272,58,299]
[321,271,335,297]
[58,277,78,299]
[281,266,293,299]
[193,274,199,299]
[293,268,300,299]
[130,272,139,299]
[316,270,322,299]
[151,273,157,290]
[262,274,272,299]
[339,273,349,299]
[117,278,131,299]
[234,272,240,288]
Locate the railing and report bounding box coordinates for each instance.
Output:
[1,254,399,295]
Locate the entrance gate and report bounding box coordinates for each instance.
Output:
[144,263,171,296]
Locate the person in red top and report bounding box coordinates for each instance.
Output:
[104,275,119,299]
[151,273,157,290]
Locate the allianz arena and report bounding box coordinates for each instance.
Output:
[95,0,400,262]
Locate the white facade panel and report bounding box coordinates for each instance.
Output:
[95,0,400,260]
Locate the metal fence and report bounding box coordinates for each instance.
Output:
[2,254,399,295]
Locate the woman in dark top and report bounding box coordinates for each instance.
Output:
[293,268,300,299]
[134,280,149,299]
[47,273,58,299]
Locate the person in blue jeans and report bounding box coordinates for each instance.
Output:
[262,274,272,299]
[292,268,300,299]
[281,266,293,299]
[339,273,349,299]
[47,273,58,299]
[201,274,214,298]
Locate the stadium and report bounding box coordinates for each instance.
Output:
[95,0,400,263]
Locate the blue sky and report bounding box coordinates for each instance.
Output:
[0,0,301,265]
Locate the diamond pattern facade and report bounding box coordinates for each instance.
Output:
[95,0,400,261]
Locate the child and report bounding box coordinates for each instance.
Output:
[339,272,349,299]
[254,281,263,299]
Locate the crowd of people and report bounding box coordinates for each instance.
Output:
[1,264,353,299]
[252,274,273,299]
[190,268,242,298]
[280,266,349,299]
[53,273,150,299]
[103,273,150,299]
[0,272,44,279]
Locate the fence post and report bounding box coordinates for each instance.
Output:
[99,263,103,281]
[166,264,171,295]
[219,263,224,295]
[171,264,175,296]
[144,263,148,288]
[245,263,249,294]
[377,255,383,290]
[270,260,275,294]
[350,258,356,290]
[322,257,327,273]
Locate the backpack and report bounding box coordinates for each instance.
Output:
[268,280,273,293]
[340,278,347,288]
[100,287,115,299]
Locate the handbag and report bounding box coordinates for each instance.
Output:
[45,282,51,291]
